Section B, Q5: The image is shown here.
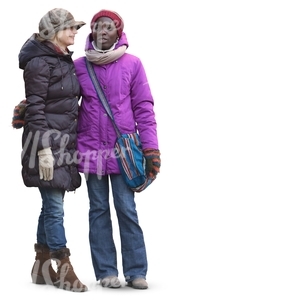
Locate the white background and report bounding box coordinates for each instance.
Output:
[1,0,300,299]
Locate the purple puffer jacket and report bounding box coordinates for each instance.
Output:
[74,32,158,175]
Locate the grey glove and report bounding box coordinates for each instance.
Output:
[38,147,54,181]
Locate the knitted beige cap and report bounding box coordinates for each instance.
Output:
[39,8,85,40]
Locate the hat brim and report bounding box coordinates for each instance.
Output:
[64,20,86,30]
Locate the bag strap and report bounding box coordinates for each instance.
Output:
[85,57,122,137]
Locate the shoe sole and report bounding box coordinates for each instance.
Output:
[127,282,148,289]
[101,283,121,288]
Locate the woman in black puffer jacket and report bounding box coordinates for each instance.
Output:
[18,8,87,292]
[19,27,81,191]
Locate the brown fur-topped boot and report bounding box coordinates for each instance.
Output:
[50,248,88,292]
[31,243,57,285]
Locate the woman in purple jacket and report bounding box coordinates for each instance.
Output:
[74,9,160,289]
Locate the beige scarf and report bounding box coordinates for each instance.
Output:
[85,45,127,65]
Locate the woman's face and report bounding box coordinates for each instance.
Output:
[56,26,78,49]
[92,17,119,50]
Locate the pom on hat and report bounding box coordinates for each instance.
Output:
[39,8,85,40]
[90,9,124,37]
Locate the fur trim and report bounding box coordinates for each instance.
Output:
[50,248,71,260]
[34,243,50,253]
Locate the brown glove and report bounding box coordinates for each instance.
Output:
[143,149,161,179]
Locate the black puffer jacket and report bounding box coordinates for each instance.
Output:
[18,34,81,191]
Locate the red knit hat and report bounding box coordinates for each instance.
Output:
[90,9,124,37]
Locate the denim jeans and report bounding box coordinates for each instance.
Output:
[37,188,67,251]
[86,174,147,282]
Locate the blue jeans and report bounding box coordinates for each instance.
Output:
[37,188,67,251]
[86,174,147,282]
